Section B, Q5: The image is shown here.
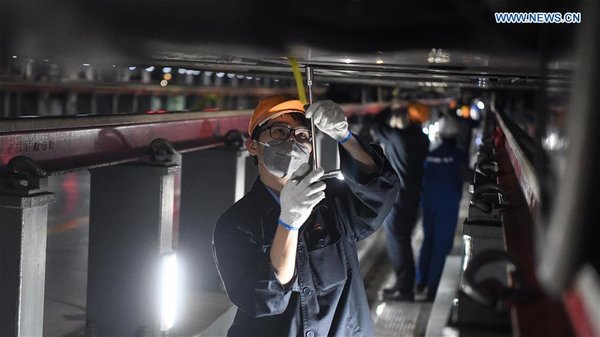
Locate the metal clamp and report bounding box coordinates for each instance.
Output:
[224,129,245,149]
[149,138,180,165]
[470,183,509,213]
[1,156,48,195]
[462,250,538,310]
[475,157,500,178]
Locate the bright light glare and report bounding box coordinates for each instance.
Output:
[128,66,137,71]
[82,63,90,67]
[162,67,172,73]
[546,133,558,149]
[178,68,186,74]
[476,101,485,110]
[470,107,480,121]
[160,253,178,331]
[422,127,429,135]
[343,58,352,64]
[216,72,225,78]
[462,235,472,271]
[12,55,17,59]
[375,303,386,317]
[474,134,483,146]
[443,326,460,337]
[543,132,566,151]
[145,66,155,72]
[160,80,168,87]
[428,122,440,142]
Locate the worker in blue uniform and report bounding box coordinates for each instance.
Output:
[212,95,399,337]
[417,114,468,300]
[371,102,430,301]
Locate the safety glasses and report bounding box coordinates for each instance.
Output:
[259,124,313,144]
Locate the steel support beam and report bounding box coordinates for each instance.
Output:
[86,157,181,336]
[0,110,251,175]
[178,147,256,292]
[0,177,54,337]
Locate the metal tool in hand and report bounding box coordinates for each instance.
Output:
[305,66,342,181]
[306,66,318,171]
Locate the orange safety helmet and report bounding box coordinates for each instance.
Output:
[449,99,457,110]
[407,101,430,123]
[460,105,470,119]
[248,94,305,137]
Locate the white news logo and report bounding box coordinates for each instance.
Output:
[495,12,581,24]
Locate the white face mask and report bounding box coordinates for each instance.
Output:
[256,138,310,178]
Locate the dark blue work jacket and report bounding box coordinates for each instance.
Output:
[370,108,430,214]
[212,137,399,337]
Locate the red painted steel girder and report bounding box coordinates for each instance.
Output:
[0,99,451,175]
[492,108,540,214]
[0,110,252,175]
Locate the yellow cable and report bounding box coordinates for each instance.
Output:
[288,57,307,104]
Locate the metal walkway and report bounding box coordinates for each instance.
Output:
[366,257,433,337]
[365,184,471,337]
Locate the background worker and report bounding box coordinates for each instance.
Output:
[370,102,430,301]
[416,114,468,300]
[212,95,399,337]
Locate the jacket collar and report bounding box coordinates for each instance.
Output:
[247,178,281,247]
[249,177,280,215]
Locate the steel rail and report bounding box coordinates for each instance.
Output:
[0,81,320,96]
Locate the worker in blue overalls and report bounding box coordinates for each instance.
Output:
[417,114,468,300]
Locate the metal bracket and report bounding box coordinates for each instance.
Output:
[0,156,49,196]
[224,129,244,149]
[462,250,538,310]
[149,138,181,166]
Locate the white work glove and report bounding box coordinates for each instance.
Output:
[305,100,351,143]
[279,163,326,230]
